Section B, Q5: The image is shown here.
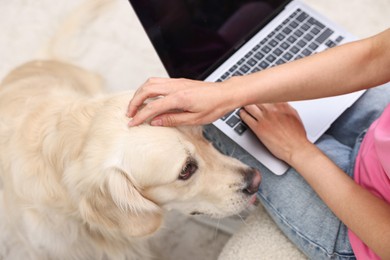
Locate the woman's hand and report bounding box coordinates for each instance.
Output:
[240,102,312,164]
[127,77,235,127]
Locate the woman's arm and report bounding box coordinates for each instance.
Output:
[128,29,390,127]
[231,28,390,106]
[240,103,390,259]
[292,144,390,259]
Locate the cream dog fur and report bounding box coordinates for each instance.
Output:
[0,59,261,260]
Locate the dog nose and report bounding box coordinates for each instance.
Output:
[242,168,261,195]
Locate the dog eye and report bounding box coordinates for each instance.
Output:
[179,160,198,181]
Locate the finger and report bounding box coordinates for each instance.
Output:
[128,96,182,126]
[239,109,258,129]
[127,101,142,118]
[243,104,264,120]
[127,90,162,118]
[151,112,199,127]
[127,78,174,117]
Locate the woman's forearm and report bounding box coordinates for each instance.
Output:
[226,29,390,108]
[127,29,390,127]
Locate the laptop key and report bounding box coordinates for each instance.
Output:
[308,42,319,51]
[261,46,272,53]
[297,39,307,47]
[335,35,344,43]
[234,123,248,135]
[220,72,230,80]
[269,39,278,47]
[229,65,238,73]
[281,42,290,50]
[282,27,292,35]
[273,48,283,56]
[290,46,300,54]
[289,21,299,28]
[290,10,299,18]
[301,23,310,31]
[302,48,312,56]
[296,11,309,22]
[303,33,314,41]
[315,28,334,44]
[310,27,321,35]
[254,52,264,60]
[294,29,304,37]
[259,61,269,69]
[237,58,245,65]
[283,52,293,61]
[276,33,285,41]
[239,64,250,74]
[253,44,261,51]
[245,51,253,58]
[247,58,257,66]
[287,35,297,43]
[308,17,325,29]
[221,111,234,121]
[226,115,241,127]
[266,54,276,63]
[326,40,336,48]
[251,67,261,73]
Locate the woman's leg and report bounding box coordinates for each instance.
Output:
[203,126,355,259]
[257,134,357,259]
[326,83,390,148]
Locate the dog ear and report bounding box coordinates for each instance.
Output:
[79,167,163,238]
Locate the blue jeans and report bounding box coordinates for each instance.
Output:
[203,83,390,259]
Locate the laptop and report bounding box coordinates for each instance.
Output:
[127,0,365,175]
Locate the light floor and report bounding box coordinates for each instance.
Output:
[152,211,233,260]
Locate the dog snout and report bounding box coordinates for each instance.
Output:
[242,168,261,195]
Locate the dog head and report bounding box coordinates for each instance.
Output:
[64,95,261,242]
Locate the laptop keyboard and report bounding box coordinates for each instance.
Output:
[217,8,344,136]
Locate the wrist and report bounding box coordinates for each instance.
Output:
[222,76,251,109]
[287,141,319,167]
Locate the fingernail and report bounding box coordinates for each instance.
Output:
[151,119,162,126]
[128,118,135,127]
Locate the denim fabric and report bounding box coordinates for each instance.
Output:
[203,83,390,259]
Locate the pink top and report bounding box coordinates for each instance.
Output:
[349,104,390,259]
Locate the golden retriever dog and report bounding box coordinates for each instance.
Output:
[0,59,261,259]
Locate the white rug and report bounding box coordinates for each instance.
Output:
[0,0,167,91]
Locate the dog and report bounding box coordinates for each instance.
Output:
[0,61,261,260]
[0,0,261,259]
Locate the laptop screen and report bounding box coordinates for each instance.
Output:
[128,0,289,79]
